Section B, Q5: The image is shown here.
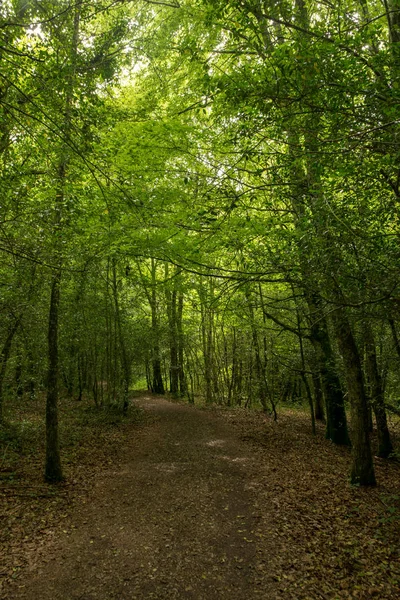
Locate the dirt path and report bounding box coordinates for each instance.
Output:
[6,396,280,600]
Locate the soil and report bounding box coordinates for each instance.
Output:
[1,395,400,599]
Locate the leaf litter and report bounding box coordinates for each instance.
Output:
[0,395,399,599]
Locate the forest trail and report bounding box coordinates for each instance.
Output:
[3,395,400,599]
[6,396,282,600]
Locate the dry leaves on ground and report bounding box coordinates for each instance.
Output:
[214,406,400,599]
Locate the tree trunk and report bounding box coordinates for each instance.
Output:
[169,291,179,396]
[331,306,376,485]
[177,291,187,397]
[165,266,179,396]
[245,287,268,412]
[388,318,400,361]
[151,259,164,394]
[364,323,393,458]
[77,354,83,402]
[26,347,36,400]
[0,318,20,423]
[312,370,325,422]
[287,119,349,444]
[199,278,214,404]
[296,305,316,435]
[45,273,63,482]
[308,303,350,446]
[112,259,130,415]
[45,1,81,482]
[15,344,23,398]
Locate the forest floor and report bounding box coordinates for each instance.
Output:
[1,394,400,600]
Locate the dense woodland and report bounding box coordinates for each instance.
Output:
[1,0,400,488]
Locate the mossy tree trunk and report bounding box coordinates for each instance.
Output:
[331,305,376,486]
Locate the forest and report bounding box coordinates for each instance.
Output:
[1,0,400,598]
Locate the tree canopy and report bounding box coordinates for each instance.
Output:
[1,0,400,488]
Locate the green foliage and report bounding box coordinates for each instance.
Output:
[0,0,399,485]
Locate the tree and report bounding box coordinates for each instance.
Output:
[0,0,398,488]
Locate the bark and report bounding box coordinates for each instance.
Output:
[292,0,351,446]
[169,290,179,396]
[145,357,152,392]
[151,260,164,395]
[364,323,393,458]
[77,354,83,402]
[286,116,350,444]
[15,345,23,398]
[203,309,213,404]
[388,318,400,361]
[45,273,63,482]
[91,346,99,407]
[330,306,376,486]
[45,1,81,482]
[177,292,187,397]
[199,278,214,404]
[227,327,237,407]
[245,287,268,412]
[165,266,179,396]
[387,0,400,44]
[0,318,20,423]
[296,305,316,435]
[312,370,325,422]
[112,259,130,415]
[105,260,116,404]
[26,347,36,400]
[258,283,277,419]
[308,297,350,445]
